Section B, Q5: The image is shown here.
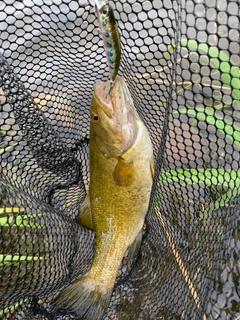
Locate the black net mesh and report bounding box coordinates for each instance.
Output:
[0,0,240,319]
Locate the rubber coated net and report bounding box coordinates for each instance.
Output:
[0,0,240,319]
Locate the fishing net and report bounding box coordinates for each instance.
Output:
[0,0,239,319]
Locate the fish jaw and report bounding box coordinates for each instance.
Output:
[91,76,138,158]
[93,80,113,118]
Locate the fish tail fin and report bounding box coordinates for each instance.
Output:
[53,274,113,320]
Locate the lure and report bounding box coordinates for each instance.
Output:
[95,0,121,82]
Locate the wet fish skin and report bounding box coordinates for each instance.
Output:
[95,1,121,81]
[53,77,154,320]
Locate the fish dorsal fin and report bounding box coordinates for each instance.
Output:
[76,193,94,230]
[113,157,135,187]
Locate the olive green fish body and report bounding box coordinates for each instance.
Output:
[88,120,153,285]
[53,77,154,320]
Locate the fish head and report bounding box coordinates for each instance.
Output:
[96,1,115,26]
[90,77,138,158]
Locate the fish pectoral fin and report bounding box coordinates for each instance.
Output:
[126,226,144,264]
[52,274,113,320]
[113,157,135,187]
[76,193,94,230]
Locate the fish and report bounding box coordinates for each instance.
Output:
[53,76,154,320]
[95,0,121,82]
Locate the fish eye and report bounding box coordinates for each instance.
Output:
[102,5,109,15]
[91,113,99,123]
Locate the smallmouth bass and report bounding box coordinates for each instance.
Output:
[53,76,154,319]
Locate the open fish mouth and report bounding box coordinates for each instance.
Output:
[110,77,133,113]
[94,77,131,115]
[94,81,113,118]
[91,76,138,158]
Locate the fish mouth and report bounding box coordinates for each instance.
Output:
[110,77,138,153]
[110,77,129,103]
[94,77,131,118]
[94,81,113,118]
[110,77,134,116]
[92,77,137,157]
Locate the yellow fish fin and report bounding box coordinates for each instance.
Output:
[53,272,113,320]
[150,155,155,178]
[126,226,143,264]
[76,193,94,230]
[113,157,135,187]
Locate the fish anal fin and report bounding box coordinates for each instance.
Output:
[76,193,94,230]
[126,227,143,264]
[53,274,113,320]
[114,157,135,187]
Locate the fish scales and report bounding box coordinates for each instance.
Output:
[53,77,154,320]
